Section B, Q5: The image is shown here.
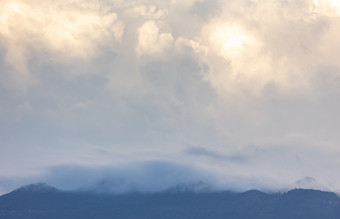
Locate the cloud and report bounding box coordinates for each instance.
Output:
[137,20,173,55]
[185,147,247,163]
[1,143,340,195]
[198,1,339,97]
[9,161,217,193]
[0,0,124,89]
[1,0,340,195]
[124,4,168,20]
[0,159,300,194]
[313,0,340,16]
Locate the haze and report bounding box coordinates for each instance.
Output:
[0,0,340,194]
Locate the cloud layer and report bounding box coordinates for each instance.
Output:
[1,0,340,194]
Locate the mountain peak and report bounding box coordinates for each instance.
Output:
[1,186,340,218]
[296,176,317,185]
[12,183,59,193]
[294,176,330,191]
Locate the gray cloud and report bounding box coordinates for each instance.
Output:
[43,161,216,193]
[185,147,247,163]
[1,0,340,194]
[0,161,217,194]
[0,159,300,195]
[0,143,339,195]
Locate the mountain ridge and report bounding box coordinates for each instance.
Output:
[1,183,340,219]
[10,183,60,194]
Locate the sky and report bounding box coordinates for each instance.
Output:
[0,0,340,194]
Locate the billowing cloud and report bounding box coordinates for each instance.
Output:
[137,20,173,55]
[313,0,340,16]
[1,0,340,195]
[0,0,124,89]
[198,0,340,98]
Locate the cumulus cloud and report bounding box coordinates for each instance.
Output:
[0,0,124,89]
[1,0,340,194]
[137,20,173,55]
[124,4,168,20]
[198,0,340,98]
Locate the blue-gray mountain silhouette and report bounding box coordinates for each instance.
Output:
[0,183,340,219]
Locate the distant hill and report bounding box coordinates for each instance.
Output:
[0,183,340,219]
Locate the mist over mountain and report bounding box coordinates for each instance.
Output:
[1,0,340,197]
[1,183,340,219]
[0,160,334,196]
[12,183,59,194]
[1,1,340,218]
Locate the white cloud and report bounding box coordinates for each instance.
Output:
[175,37,208,57]
[124,4,168,20]
[137,20,173,55]
[168,0,338,104]
[0,0,124,89]
[313,0,340,16]
[1,0,340,194]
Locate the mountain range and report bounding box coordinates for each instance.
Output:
[0,183,340,218]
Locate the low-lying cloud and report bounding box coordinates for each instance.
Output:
[185,147,248,163]
[1,0,340,196]
[43,161,216,193]
[0,161,217,194]
[1,145,338,195]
